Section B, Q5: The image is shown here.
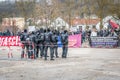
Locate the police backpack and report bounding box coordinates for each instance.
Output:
[61,34,68,44]
[20,33,28,41]
[51,35,57,42]
[45,33,50,41]
[38,33,44,42]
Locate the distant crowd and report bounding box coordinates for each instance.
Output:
[81,28,120,43]
[0,27,120,46]
[0,29,14,36]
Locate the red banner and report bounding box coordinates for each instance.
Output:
[0,36,22,46]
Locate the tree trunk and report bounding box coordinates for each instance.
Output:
[100,18,103,30]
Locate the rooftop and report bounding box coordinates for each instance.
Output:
[72,18,100,25]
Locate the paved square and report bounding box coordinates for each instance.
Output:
[0,47,120,80]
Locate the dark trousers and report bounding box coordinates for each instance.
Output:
[62,44,68,58]
[40,43,44,57]
[54,45,58,57]
[44,43,53,60]
[35,45,39,58]
[118,39,120,47]
[50,45,54,59]
[44,43,49,60]
[50,44,58,59]
[51,43,58,58]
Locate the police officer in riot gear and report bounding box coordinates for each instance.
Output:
[44,28,53,60]
[61,30,68,58]
[39,28,45,58]
[51,30,56,59]
[35,28,45,58]
[29,31,36,59]
[35,30,40,58]
[20,29,29,58]
[51,30,59,58]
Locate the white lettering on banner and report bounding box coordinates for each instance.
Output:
[3,37,8,46]
[8,37,12,44]
[16,36,19,45]
[11,37,15,46]
[0,36,22,46]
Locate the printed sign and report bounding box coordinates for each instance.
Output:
[90,37,118,48]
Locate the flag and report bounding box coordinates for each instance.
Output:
[109,20,119,29]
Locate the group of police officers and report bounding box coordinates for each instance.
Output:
[20,28,68,60]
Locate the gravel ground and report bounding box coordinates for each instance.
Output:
[0,47,120,80]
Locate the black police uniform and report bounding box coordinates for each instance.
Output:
[39,32,45,58]
[20,30,29,58]
[44,29,53,60]
[35,31,40,58]
[35,30,45,58]
[61,30,68,58]
[38,32,45,58]
[51,31,59,58]
[29,32,36,59]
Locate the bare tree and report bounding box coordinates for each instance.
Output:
[15,0,35,20]
[108,0,120,20]
[90,0,112,29]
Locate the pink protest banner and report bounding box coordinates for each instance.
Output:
[0,36,22,46]
[68,34,81,48]
[0,35,81,47]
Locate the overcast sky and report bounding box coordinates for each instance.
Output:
[0,0,9,1]
[0,0,5,1]
[0,0,14,1]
